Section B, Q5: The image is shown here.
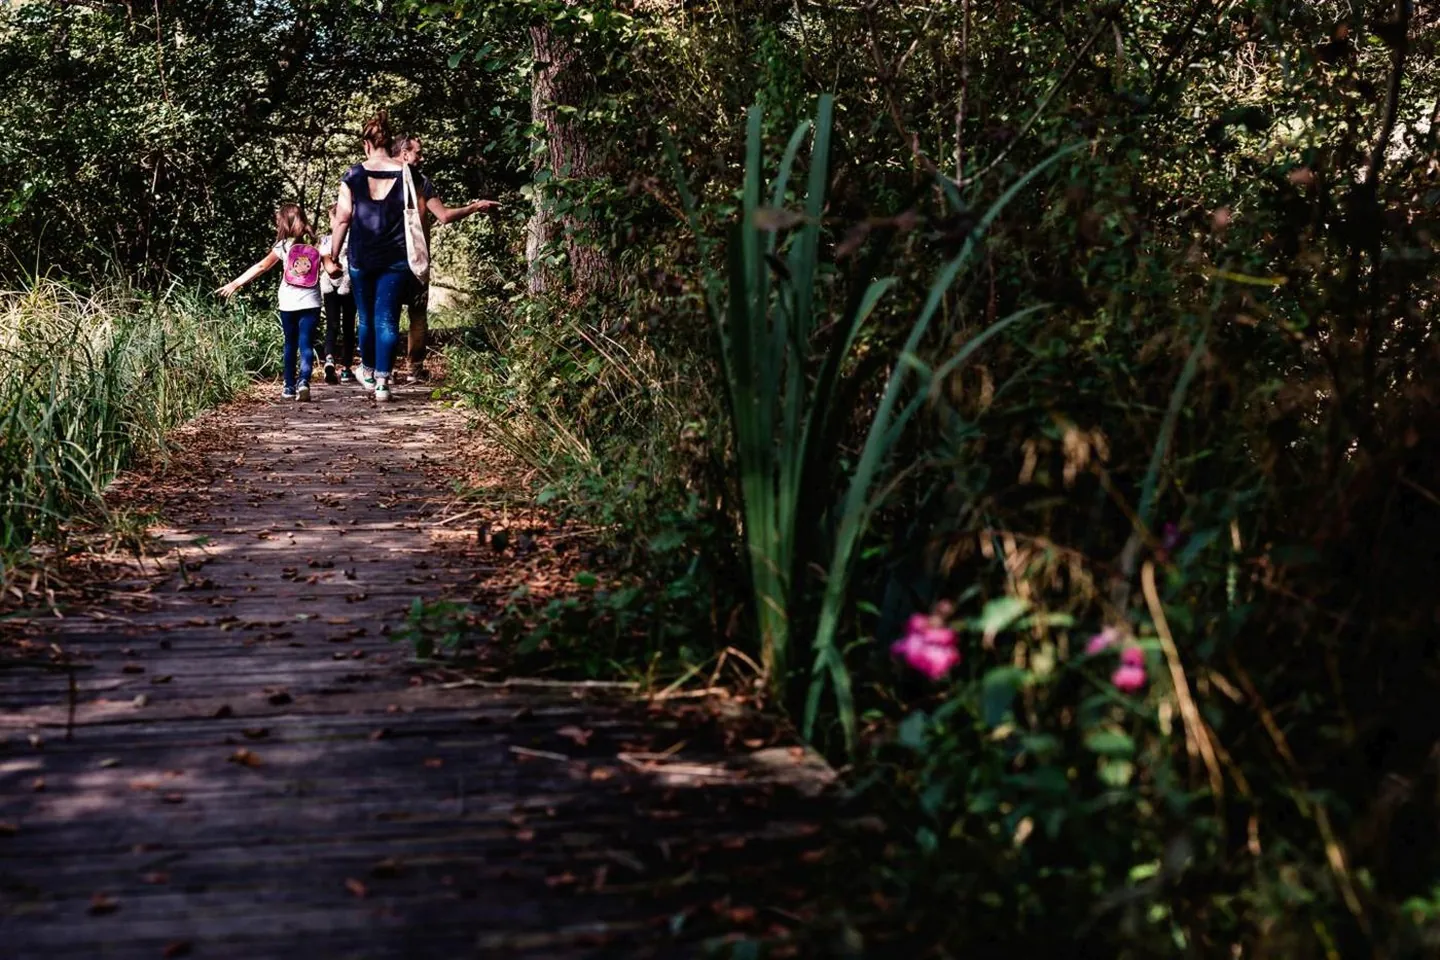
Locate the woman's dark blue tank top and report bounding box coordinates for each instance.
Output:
[342,163,406,270]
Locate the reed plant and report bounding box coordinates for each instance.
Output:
[671,97,1083,751]
[0,279,277,565]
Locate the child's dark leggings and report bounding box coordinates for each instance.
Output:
[324,291,357,368]
[279,308,319,392]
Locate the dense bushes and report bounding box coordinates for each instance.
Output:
[429,0,1440,954]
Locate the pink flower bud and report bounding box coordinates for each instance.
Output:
[1111,662,1147,693]
[1085,626,1121,656]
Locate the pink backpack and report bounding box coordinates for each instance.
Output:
[283,241,321,288]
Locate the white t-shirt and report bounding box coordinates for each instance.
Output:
[272,240,322,312]
[318,235,351,296]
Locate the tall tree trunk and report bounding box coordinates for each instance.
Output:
[526,13,609,296]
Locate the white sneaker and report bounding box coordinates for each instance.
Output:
[297,381,311,402]
[374,376,392,403]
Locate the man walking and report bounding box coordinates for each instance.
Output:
[391,135,499,380]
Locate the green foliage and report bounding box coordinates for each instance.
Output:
[0,280,277,565]
[393,598,476,660]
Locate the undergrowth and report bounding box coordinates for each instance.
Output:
[0,279,278,572]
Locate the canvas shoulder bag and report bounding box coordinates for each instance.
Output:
[402,163,430,283]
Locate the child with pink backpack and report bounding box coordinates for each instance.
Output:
[217,204,324,401]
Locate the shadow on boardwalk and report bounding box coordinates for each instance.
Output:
[0,380,837,959]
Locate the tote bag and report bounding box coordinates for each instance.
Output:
[401,163,430,283]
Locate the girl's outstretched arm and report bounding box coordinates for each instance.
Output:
[216,250,281,299]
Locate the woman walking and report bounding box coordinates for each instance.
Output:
[216,204,323,401]
[324,110,409,402]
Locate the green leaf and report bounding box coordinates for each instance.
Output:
[981,667,1029,727]
[896,710,930,750]
[976,595,1030,639]
[573,572,599,588]
[1084,729,1137,757]
[1098,757,1135,788]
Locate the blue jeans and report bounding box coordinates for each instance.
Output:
[350,261,408,377]
[278,308,319,392]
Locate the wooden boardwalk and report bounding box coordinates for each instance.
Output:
[0,380,834,958]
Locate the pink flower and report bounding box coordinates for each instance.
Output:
[1112,647,1147,692]
[892,633,960,680]
[1085,627,1121,656]
[892,606,960,680]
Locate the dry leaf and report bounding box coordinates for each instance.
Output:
[371,858,404,879]
[228,749,262,768]
[88,892,120,915]
[556,725,593,747]
[422,757,443,769]
[141,871,170,885]
[344,877,368,898]
[161,792,185,804]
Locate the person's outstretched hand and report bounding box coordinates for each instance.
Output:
[472,199,501,214]
[215,281,240,299]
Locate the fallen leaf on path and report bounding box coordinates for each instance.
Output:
[228,749,262,768]
[369,729,388,741]
[423,757,444,769]
[241,728,269,740]
[88,893,120,915]
[344,877,368,898]
[556,725,593,747]
[122,663,145,674]
[99,758,121,768]
[160,792,185,804]
[545,872,578,888]
[31,778,45,792]
[371,858,404,878]
[266,691,293,706]
[212,705,233,719]
[141,872,169,885]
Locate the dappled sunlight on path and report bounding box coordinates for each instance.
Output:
[0,379,834,958]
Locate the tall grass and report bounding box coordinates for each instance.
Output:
[670,97,1083,750]
[0,279,278,563]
